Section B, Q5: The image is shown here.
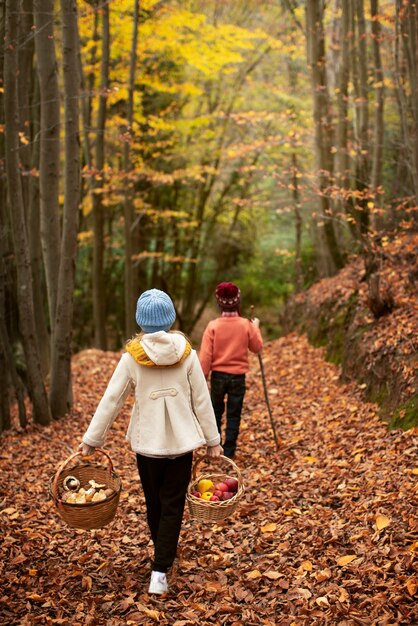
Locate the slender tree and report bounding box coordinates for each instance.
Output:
[123,0,140,338]
[49,0,80,418]
[34,0,61,330]
[335,0,351,211]
[92,0,110,349]
[306,0,344,273]
[396,0,418,200]
[352,0,370,232]
[4,0,51,425]
[370,0,385,226]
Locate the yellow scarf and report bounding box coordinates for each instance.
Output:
[125,332,192,368]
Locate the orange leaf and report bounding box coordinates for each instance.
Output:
[246,569,262,579]
[337,555,357,566]
[339,587,350,602]
[406,577,417,596]
[261,523,277,533]
[375,514,391,530]
[316,568,331,582]
[300,560,313,571]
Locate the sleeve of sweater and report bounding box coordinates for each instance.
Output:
[82,353,134,448]
[198,322,215,378]
[248,321,263,354]
[188,352,220,447]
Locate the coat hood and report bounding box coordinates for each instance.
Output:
[125,331,192,367]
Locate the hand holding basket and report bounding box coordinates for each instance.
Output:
[186,455,245,523]
[50,449,121,530]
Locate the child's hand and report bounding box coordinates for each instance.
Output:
[206,444,223,459]
[251,317,260,328]
[78,442,96,456]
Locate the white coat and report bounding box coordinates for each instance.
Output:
[82,331,220,457]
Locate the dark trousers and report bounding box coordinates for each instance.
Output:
[210,371,246,458]
[136,452,193,573]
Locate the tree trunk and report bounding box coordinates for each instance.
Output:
[17,0,34,214]
[49,0,80,419]
[34,0,61,330]
[306,0,344,274]
[353,0,370,233]
[27,76,50,377]
[4,0,51,425]
[397,0,418,200]
[335,0,351,208]
[92,1,110,349]
[124,0,139,339]
[370,0,385,228]
[292,152,303,292]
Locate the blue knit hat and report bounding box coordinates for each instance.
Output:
[135,289,176,333]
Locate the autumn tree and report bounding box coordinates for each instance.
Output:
[306,0,344,274]
[49,0,81,418]
[4,0,51,425]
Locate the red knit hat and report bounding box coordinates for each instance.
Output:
[215,282,241,311]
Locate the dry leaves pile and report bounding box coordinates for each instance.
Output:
[1,334,417,625]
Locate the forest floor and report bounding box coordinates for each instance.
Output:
[1,333,418,625]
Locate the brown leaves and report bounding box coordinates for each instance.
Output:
[1,334,418,625]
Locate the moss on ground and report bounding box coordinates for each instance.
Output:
[389,395,418,430]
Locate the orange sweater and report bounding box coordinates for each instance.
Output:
[199,316,263,377]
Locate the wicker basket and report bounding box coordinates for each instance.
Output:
[186,455,244,523]
[50,449,121,530]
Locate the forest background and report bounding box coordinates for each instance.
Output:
[1,0,417,429]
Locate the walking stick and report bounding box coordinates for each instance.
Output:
[250,306,281,451]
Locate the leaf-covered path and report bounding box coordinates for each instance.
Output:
[1,333,417,625]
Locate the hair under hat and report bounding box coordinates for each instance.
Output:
[215,282,241,311]
[135,289,176,333]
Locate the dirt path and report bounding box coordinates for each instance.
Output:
[0,333,417,625]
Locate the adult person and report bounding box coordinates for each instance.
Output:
[79,289,222,595]
[199,282,263,458]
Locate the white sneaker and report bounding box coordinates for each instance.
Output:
[148,570,168,595]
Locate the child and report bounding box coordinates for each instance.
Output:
[199,282,263,458]
[79,289,222,595]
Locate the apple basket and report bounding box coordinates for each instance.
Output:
[186,455,245,523]
[50,449,121,530]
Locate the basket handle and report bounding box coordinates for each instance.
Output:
[51,448,113,500]
[191,454,242,483]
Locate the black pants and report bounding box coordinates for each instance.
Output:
[210,371,246,458]
[136,452,193,573]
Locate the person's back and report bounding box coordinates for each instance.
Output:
[199,282,263,458]
[200,315,262,376]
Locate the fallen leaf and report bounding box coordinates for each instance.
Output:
[338,587,350,602]
[337,555,357,566]
[375,514,391,530]
[261,523,277,533]
[316,569,332,582]
[1,507,17,515]
[246,569,262,579]
[406,577,417,596]
[316,596,330,607]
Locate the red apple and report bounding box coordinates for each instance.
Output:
[224,478,239,492]
[214,482,229,492]
[221,491,235,501]
[213,490,223,499]
[191,490,201,498]
[210,495,220,502]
